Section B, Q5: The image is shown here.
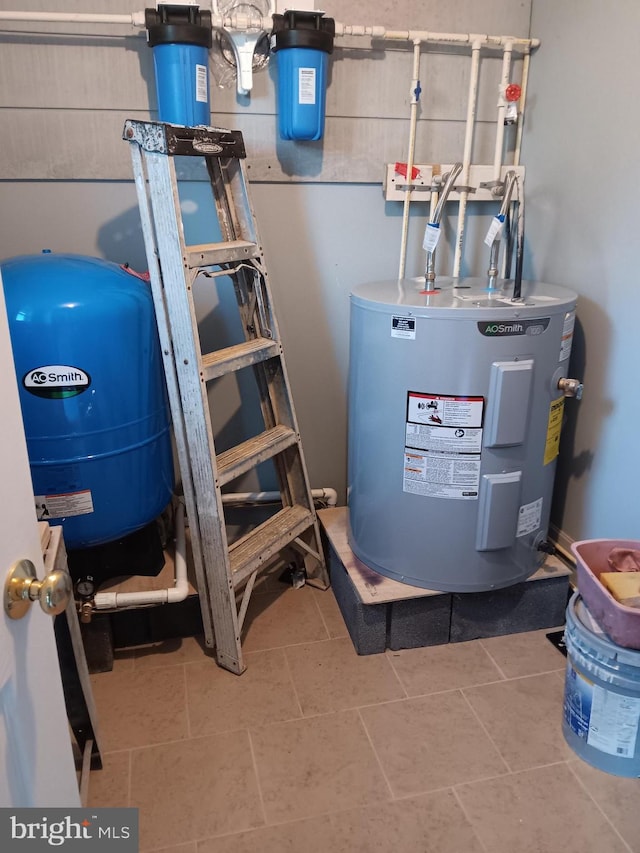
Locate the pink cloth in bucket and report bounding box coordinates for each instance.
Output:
[608,548,640,573]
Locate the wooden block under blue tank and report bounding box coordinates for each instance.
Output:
[318,507,572,654]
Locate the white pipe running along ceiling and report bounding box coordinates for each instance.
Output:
[0,8,538,49]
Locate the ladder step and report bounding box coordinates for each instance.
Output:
[230,506,315,588]
[185,240,260,268]
[201,338,282,380]
[217,425,298,487]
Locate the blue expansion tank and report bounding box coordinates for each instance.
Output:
[1,252,174,549]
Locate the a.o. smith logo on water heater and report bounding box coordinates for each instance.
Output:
[477,318,550,337]
[23,365,91,399]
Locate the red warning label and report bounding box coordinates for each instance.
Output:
[407,392,484,428]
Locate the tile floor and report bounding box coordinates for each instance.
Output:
[87,576,640,853]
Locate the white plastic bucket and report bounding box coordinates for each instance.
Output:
[563,593,640,777]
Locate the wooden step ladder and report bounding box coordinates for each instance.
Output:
[123,119,329,675]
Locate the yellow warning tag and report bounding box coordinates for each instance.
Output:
[544,398,565,465]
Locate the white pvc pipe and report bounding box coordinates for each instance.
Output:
[452,38,482,277]
[492,40,513,185]
[91,484,336,611]
[222,488,338,507]
[0,10,264,30]
[513,50,531,167]
[398,40,422,281]
[333,24,538,50]
[0,10,539,52]
[0,11,146,26]
[93,501,188,610]
[494,41,513,281]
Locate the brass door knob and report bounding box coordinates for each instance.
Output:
[4,558,72,620]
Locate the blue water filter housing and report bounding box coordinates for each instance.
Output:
[1,253,174,550]
[271,11,335,141]
[146,4,213,126]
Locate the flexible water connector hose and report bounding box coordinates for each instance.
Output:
[424,162,463,284]
[432,163,463,226]
[487,170,518,289]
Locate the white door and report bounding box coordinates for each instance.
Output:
[0,277,80,807]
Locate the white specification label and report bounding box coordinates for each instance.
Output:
[587,684,640,758]
[404,391,484,500]
[35,490,94,519]
[298,67,316,104]
[195,64,208,103]
[404,450,480,499]
[517,496,543,537]
[391,316,416,339]
[560,310,575,362]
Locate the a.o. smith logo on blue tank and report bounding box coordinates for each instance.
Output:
[477,318,550,337]
[23,365,91,399]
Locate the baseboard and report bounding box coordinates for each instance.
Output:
[550,524,576,565]
[550,524,577,592]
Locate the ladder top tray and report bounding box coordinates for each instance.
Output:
[123,120,246,158]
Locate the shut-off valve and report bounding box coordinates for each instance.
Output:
[558,377,584,399]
